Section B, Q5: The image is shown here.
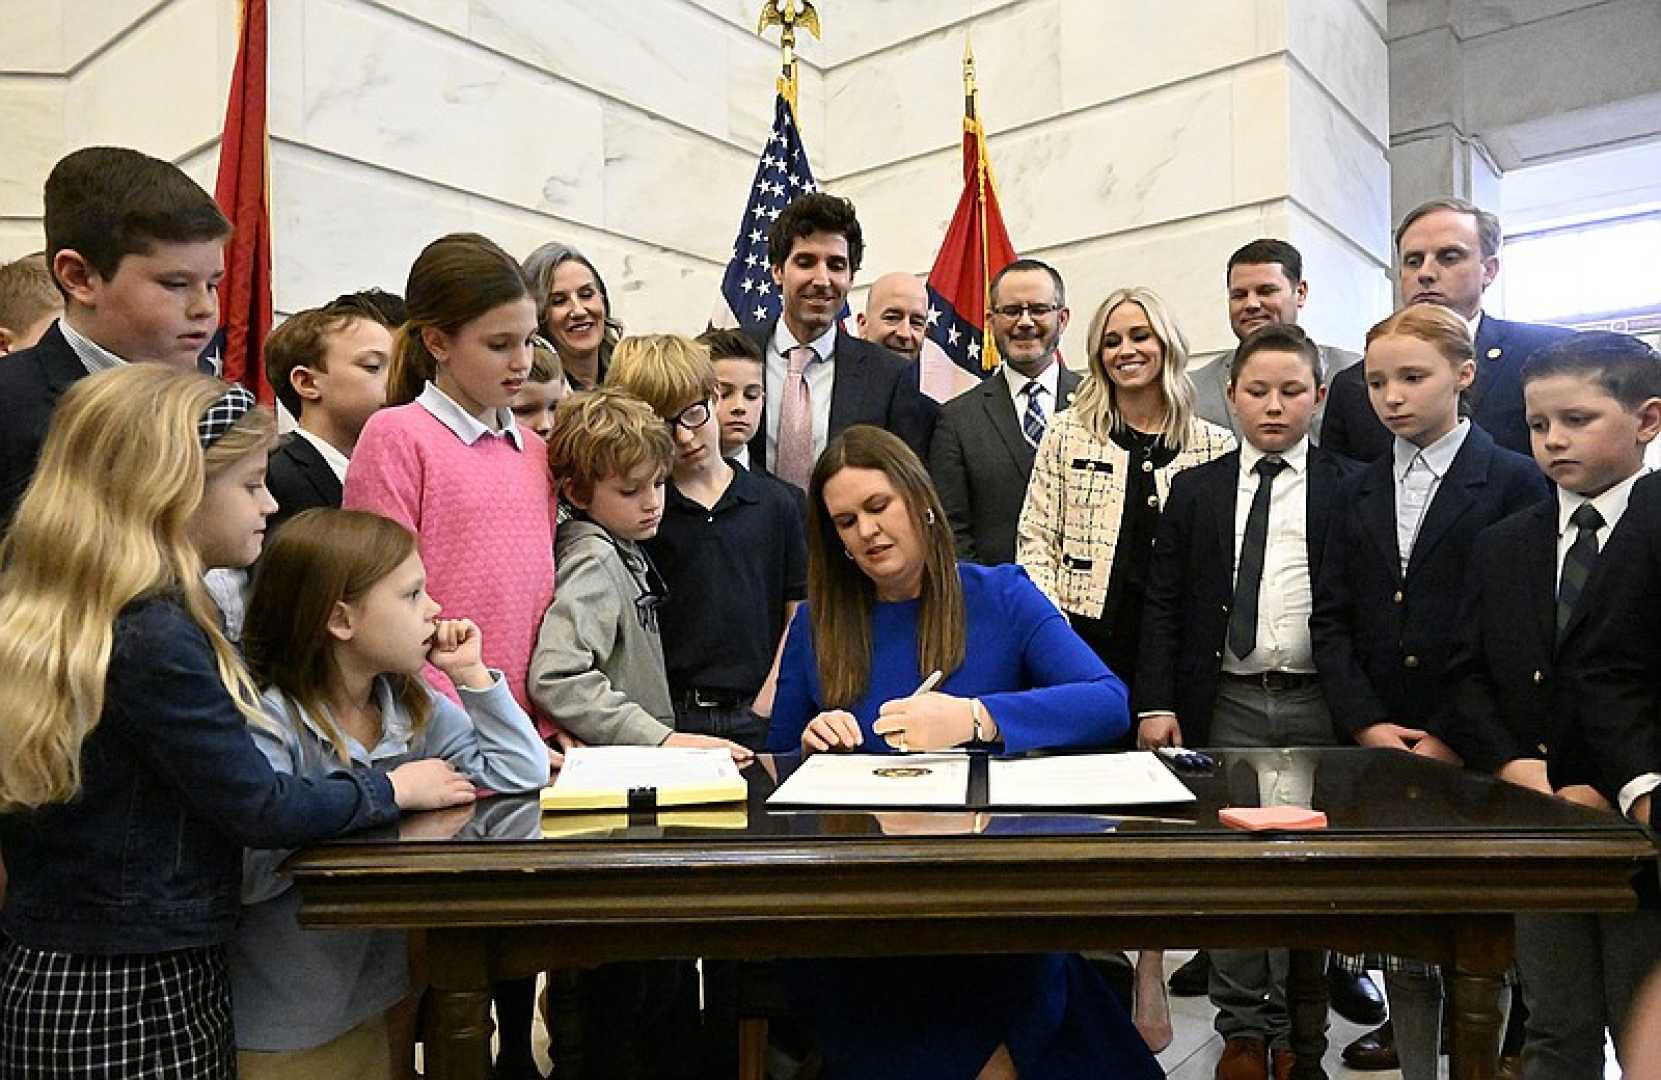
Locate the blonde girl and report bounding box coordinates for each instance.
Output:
[0,365,471,1080]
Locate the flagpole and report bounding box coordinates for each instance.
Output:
[758,0,822,120]
[966,38,999,372]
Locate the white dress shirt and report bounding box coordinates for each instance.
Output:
[1223,437,1316,675]
[59,317,127,375]
[292,426,351,484]
[764,320,838,471]
[1000,360,1061,426]
[415,382,525,451]
[1392,420,1471,576]
[1556,467,1657,817]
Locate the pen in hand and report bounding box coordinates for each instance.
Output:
[876,670,943,754]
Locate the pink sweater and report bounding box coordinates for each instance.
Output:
[343,404,557,730]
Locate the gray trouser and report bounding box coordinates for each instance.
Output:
[1385,964,1516,1080]
[1516,911,1661,1080]
[1207,676,1336,1045]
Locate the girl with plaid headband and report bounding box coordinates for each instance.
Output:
[0,365,477,1080]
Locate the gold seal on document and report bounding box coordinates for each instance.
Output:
[873,767,933,779]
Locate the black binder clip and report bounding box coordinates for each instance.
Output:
[627,786,658,824]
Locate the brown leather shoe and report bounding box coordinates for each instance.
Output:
[1271,1047,1296,1080]
[1215,1036,1269,1080]
[1341,1020,1398,1071]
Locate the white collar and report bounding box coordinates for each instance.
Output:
[1557,466,1651,538]
[1240,434,1309,477]
[292,426,351,482]
[1464,309,1483,340]
[58,316,128,374]
[1000,359,1061,401]
[1393,419,1470,482]
[415,382,525,450]
[771,317,838,363]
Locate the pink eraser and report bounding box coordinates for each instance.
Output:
[1219,806,1328,831]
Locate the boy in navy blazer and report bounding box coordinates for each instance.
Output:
[1441,332,1661,1078]
[1138,323,1358,1079]
[1311,304,1547,1080]
[262,296,393,538]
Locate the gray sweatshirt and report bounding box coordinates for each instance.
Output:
[530,518,676,745]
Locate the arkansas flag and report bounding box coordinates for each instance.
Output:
[211,0,273,401]
[920,68,1018,402]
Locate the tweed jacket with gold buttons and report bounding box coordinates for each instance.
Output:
[1016,408,1235,619]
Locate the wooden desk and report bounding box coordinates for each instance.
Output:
[287,748,1656,1080]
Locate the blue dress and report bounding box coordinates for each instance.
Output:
[765,563,1161,1079]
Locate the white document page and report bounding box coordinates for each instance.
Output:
[988,752,1195,807]
[543,746,744,807]
[767,752,971,808]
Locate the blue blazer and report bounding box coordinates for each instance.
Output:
[1319,314,1574,463]
[1435,492,1614,783]
[1310,424,1549,736]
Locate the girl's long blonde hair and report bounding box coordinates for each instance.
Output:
[0,365,272,812]
[1071,286,1200,449]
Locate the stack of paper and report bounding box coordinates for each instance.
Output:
[540,746,747,811]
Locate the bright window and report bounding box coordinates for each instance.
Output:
[1503,212,1661,330]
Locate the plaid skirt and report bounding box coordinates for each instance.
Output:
[0,940,235,1079]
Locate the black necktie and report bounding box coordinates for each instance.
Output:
[1556,502,1604,641]
[1229,456,1288,660]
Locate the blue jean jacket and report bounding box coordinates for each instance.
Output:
[0,594,399,954]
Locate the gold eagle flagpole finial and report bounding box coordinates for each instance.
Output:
[757,0,821,116]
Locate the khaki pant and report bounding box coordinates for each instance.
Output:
[238,1013,391,1080]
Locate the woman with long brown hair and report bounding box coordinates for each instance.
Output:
[765,425,1159,1080]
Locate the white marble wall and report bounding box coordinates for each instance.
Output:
[0,0,1393,355]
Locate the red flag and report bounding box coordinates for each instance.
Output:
[213,0,273,401]
[924,47,1017,379]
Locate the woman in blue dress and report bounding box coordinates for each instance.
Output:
[766,425,1164,1080]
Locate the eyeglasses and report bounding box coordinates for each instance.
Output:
[668,400,712,431]
[991,302,1061,321]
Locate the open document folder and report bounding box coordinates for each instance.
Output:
[766,750,1196,810]
[540,746,747,811]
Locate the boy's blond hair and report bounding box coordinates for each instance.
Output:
[0,254,60,336]
[604,333,717,420]
[547,387,674,504]
[530,335,564,385]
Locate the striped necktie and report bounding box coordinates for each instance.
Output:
[1021,380,1047,448]
[1556,502,1604,641]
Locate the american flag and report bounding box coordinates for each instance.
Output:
[718,95,822,330]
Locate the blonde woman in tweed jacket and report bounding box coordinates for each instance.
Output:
[1016,286,1234,1055]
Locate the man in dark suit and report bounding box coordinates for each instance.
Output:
[744,193,937,489]
[1322,197,1573,463]
[0,147,231,529]
[928,258,1079,565]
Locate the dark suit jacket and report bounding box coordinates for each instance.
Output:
[1434,491,1618,784]
[1319,314,1574,463]
[1310,423,1549,736]
[1136,444,1358,746]
[1570,473,1661,803]
[0,322,86,529]
[744,321,938,480]
[265,433,345,538]
[928,365,1082,565]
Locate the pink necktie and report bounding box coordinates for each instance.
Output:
[776,344,815,489]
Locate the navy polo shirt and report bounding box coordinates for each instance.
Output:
[645,463,808,696]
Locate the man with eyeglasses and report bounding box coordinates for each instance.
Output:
[1192,239,1362,446]
[929,258,1080,565]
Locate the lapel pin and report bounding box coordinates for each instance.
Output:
[1486,347,1502,359]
